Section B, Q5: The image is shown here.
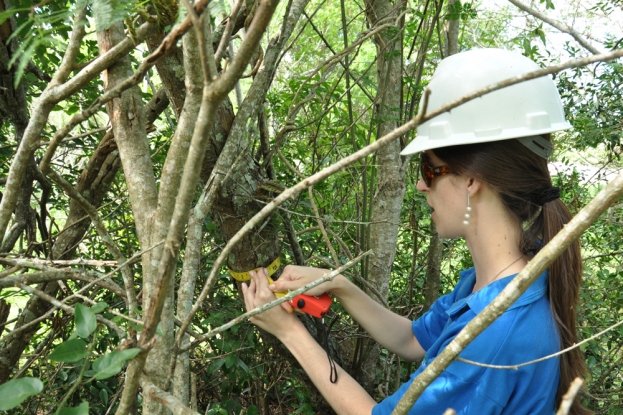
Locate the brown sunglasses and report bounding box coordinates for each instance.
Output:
[419,154,453,187]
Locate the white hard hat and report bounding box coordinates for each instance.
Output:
[401,48,571,157]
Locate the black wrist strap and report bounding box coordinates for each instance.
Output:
[321,317,338,383]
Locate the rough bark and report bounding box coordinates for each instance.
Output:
[357,0,407,392]
[97,23,157,248]
[0,10,155,240]
[116,2,283,412]
[146,33,186,118]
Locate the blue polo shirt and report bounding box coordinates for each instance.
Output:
[372,268,560,415]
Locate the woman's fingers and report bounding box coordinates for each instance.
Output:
[241,282,254,311]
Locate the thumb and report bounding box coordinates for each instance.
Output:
[269,279,291,293]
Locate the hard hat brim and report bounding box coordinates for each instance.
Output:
[400,122,572,156]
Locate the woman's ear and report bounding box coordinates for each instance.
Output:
[467,177,483,196]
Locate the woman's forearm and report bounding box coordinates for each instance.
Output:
[330,276,425,362]
[279,323,376,415]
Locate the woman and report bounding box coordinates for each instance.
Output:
[241,49,591,414]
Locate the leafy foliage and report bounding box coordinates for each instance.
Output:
[1,0,623,414]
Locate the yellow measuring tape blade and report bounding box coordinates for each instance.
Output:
[228,257,286,298]
[227,257,281,282]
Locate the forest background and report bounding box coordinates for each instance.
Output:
[0,0,622,414]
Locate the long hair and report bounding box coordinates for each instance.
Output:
[434,136,592,415]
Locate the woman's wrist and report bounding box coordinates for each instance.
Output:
[327,274,349,297]
[277,316,308,345]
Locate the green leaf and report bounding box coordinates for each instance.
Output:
[59,401,89,415]
[99,388,108,405]
[225,354,237,369]
[207,358,226,375]
[92,348,140,380]
[48,339,89,363]
[237,358,249,373]
[75,303,97,338]
[66,105,80,115]
[0,7,28,26]
[0,377,44,410]
[90,302,109,314]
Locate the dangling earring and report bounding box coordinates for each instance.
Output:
[463,193,472,226]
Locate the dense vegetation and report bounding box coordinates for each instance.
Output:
[0,0,622,413]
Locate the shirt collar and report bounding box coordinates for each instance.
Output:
[446,267,548,317]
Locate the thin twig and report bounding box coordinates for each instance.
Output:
[16,283,124,337]
[508,0,602,55]
[2,258,119,267]
[458,316,623,370]
[308,187,339,266]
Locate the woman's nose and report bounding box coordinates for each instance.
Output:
[416,178,429,193]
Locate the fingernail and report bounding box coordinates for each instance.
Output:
[262,268,268,275]
[249,270,255,277]
[268,284,275,290]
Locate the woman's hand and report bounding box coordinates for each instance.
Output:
[270,265,344,297]
[241,268,301,339]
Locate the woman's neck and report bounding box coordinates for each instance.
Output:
[465,212,526,292]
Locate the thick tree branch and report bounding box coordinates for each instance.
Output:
[0,8,87,242]
[116,2,282,413]
[173,0,309,354]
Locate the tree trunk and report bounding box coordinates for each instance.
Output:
[423,2,460,310]
[357,0,407,393]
